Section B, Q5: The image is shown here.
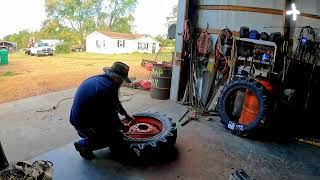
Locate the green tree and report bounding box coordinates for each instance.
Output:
[3,30,34,48]
[166,5,178,27]
[38,20,80,45]
[109,15,134,33]
[45,0,138,45]
[155,35,175,47]
[155,35,166,44]
[106,0,137,32]
[37,20,62,39]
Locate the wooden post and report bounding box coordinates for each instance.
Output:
[284,0,293,41]
[281,0,287,35]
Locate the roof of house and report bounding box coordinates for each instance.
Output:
[97,31,147,40]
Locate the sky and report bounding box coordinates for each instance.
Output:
[0,0,178,39]
[133,0,178,36]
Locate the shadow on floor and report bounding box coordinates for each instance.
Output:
[95,147,179,167]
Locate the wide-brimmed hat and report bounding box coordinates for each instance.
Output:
[103,62,131,83]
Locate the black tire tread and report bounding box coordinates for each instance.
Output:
[218,79,270,136]
[114,112,177,158]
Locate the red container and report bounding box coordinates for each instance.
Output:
[239,80,273,125]
[258,79,273,92]
[145,63,153,71]
[239,90,259,125]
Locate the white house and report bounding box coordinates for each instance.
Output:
[86,31,160,54]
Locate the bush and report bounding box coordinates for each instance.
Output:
[55,43,71,54]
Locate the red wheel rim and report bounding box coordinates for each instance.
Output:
[123,117,164,139]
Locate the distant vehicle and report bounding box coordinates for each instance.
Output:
[71,45,84,52]
[24,48,31,55]
[30,42,53,56]
[0,46,8,51]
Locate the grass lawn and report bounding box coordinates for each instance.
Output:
[0,51,173,103]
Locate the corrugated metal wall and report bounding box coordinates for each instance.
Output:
[199,0,282,8]
[293,0,320,41]
[198,0,284,48]
[170,0,320,101]
[296,0,320,15]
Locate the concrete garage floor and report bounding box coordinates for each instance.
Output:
[32,121,320,180]
[0,88,182,162]
[1,88,320,179]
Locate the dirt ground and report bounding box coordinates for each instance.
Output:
[0,52,172,103]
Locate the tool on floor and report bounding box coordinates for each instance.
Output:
[36,97,74,112]
[181,116,198,127]
[298,138,320,147]
[229,169,255,180]
[181,110,199,126]
[178,109,190,122]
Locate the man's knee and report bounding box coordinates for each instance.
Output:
[77,131,86,138]
[75,127,97,138]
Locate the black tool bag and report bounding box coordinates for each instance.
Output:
[249,30,260,40]
[240,27,250,38]
[270,32,282,43]
[260,32,270,41]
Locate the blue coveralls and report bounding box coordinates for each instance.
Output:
[70,74,127,150]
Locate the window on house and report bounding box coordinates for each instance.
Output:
[103,40,105,47]
[117,40,125,48]
[138,42,148,50]
[96,40,100,48]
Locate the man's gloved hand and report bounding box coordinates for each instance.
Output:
[125,113,135,121]
[123,124,130,133]
[123,113,135,131]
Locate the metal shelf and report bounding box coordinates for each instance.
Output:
[239,38,277,48]
[236,38,277,73]
[237,57,273,65]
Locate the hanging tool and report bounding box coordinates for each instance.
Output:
[205,28,233,109]
[304,41,319,109]
[183,20,191,43]
[197,23,211,56]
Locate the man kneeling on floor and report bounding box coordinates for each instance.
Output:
[70,62,135,160]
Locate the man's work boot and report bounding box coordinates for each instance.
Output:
[74,140,95,160]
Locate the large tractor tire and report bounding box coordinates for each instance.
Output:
[218,79,270,136]
[111,112,177,160]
